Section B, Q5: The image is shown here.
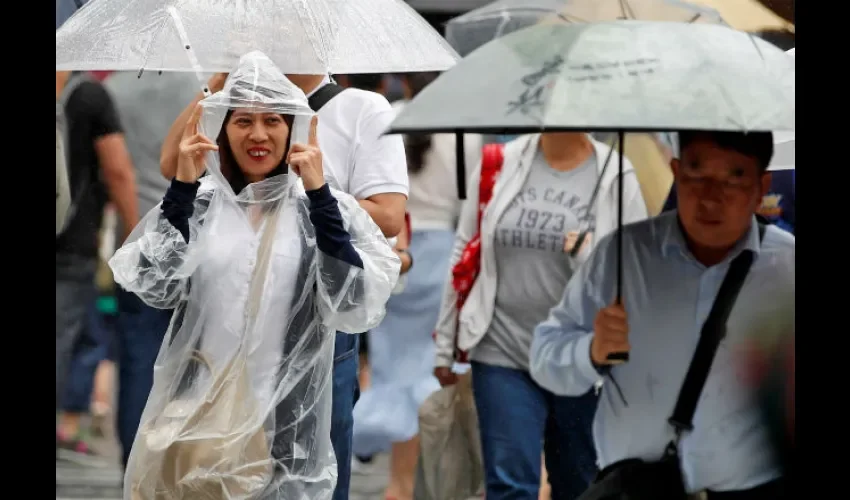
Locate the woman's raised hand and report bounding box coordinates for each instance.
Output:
[176,104,218,183]
[287,116,325,191]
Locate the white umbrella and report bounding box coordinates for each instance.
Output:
[768,48,795,171]
[55,0,459,74]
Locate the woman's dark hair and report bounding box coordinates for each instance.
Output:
[401,72,440,174]
[216,109,294,195]
[679,131,774,173]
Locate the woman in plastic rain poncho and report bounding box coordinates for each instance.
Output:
[109,51,400,500]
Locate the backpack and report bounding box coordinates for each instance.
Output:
[56,73,94,237]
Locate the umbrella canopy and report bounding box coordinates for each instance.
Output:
[768,48,795,171]
[56,0,89,29]
[445,0,724,57]
[56,0,459,74]
[389,20,795,135]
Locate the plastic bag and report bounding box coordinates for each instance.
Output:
[413,374,484,500]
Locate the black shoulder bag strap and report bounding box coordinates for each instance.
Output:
[307,83,345,112]
[667,223,767,442]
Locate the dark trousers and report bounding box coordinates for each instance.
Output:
[60,302,116,412]
[115,288,172,467]
[330,332,360,500]
[56,254,98,411]
[471,361,599,500]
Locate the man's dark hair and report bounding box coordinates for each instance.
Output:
[345,73,386,92]
[756,29,795,51]
[678,131,774,173]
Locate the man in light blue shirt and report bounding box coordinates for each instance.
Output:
[530,131,794,498]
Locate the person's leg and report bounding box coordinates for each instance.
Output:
[546,389,599,500]
[385,435,420,500]
[56,256,98,413]
[330,332,360,500]
[115,288,172,468]
[58,306,106,454]
[88,300,117,435]
[471,362,549,500]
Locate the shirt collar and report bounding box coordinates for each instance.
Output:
[661,211,763,262]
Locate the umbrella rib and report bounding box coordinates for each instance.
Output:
[138,7,177,72]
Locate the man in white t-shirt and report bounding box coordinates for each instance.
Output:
[159,71,407,500]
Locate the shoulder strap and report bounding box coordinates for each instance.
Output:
[477,143,506,228]
[308,83,345,112]
[56,73,97,238]
[244,207,282,335]
[668,224,767,434]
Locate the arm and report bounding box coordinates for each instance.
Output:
[96,134,139,240]
[83,82,140,240]
[358,194,407,238]
[350,97,409,238]
[160,74,228,179]
[433,162,483,368]
[308,185,401,334]
[159,92,205,179]
[393,217,413,275]
[529,235,616,396]
[108,179,212,309]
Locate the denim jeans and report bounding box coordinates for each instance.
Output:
[115,288,173,467]
[330,332,360,500]
[56,254,98,411]
[61,302,116,413]
[471,361,598,500]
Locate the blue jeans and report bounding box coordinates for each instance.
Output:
[115,288,172,467]
[471,362,598,500]
[61,302,116,413]
[331,332,360,500]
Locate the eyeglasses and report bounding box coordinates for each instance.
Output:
[679,171,757,197]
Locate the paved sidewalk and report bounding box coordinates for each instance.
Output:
[55,413,393,500]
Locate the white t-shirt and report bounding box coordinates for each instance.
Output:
[308,78,408,200]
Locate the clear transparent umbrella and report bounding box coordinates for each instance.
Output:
[445,0,725,57]
[55,0,459,74]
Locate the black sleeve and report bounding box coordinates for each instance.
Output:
[161,179,201,243]
[306,184,365,269]
[75,80,123,139]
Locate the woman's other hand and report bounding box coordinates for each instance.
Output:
[176,104,218,183]
[288,116,325,191]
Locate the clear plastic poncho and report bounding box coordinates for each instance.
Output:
[109,51,400,500]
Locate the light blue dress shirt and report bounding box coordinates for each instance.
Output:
[530,211,794,493]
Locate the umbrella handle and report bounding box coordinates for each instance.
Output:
[606,130,629,365]
[167,6,211,97]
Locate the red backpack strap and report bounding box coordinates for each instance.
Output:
[477,143,506,227]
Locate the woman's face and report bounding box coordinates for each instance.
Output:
[225,110,290,180]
